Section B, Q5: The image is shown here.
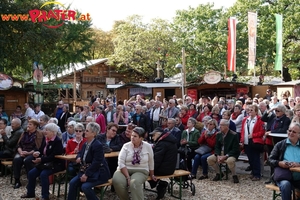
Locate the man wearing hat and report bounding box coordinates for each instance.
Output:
[149,127,177,200]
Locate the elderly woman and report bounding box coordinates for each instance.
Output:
[62,121,77,149]
[292,104,300,123]
[191,119,218,179]
[13,119,43,189]
[222,110,236,132]
[240,104,265,181]
[113,127,155,200]
[66,123,86,155]
[67,122,110,200]
[180,117,201,171]
[230,104,244,141]
[114,105,129,125]
[196,104,212,122]
[21,123,65,199]
[179,105,189,128]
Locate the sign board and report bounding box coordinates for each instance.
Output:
[106,78,115,85]
[187,89,198,101]
[0,73,13,90]
[237,87,248,94]
[203,71,221,84]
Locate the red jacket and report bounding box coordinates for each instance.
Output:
[198,129,217,154]
[96,114,106,133]
[65,137,87,155]
[181,113,189,129]
[240,115,265,145]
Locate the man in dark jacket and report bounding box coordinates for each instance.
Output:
[0,118,23,159]
[132,105,150,139]
[166,118,182,148]
[148,127,177,200]
[207,119,240,183]
[268,123,300,200]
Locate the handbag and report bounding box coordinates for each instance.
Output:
[35,162,54,170]
[195,145,212,155]
[248,139,264,152]
[178,146,191,155]
[273,167,292,182]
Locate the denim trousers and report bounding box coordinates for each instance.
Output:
[27,167,54,198]
[67,172,104,200]
[191,153,211,176]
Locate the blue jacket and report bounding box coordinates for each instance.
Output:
[77,139,110,182]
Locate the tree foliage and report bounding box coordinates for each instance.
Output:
[109,15,178,82]
[0,0,94,80]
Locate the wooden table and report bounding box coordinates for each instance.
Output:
[269,133,288,138]
[55,151,119,200]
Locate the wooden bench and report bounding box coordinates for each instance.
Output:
[0,160,13,183]
[94,169,191,200]
[265,184,300,200]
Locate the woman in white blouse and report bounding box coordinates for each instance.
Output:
[112,127,156,200]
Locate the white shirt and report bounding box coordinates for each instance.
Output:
[243,116,257,145]
[152,107,160,121]
[31,110,45,122]
[106,111,112,123]
[25,107,34,119]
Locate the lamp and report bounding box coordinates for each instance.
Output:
[176,63,184,99]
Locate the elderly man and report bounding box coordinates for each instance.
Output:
[268,123,300,200]
[207,119,240,183]
[151,101,162,130]
[149,127,177,200]
[262,104,291,183]
[132,105,150,138]
[0,118,23,159]
[166,99,179,119]
[54,100,64,120]
[166,118,181,148]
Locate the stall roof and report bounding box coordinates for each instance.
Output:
[275,80,300,86]
[107,82,182,89]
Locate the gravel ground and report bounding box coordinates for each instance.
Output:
[0,161,274,200]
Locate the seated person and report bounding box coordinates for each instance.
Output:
[65,123,87,177]
[0,118,23,159]
[21,123,65,199]
[61,121,76,149]
[67,122,110,200]
[268,123,300,200]
[191,119,218,180]
[180,117,200,171]
[112,127,156,200]
[165,118,182,148]
[13,119,43,189]
[207,119,240,183]
[119,123,135,146]
[97,123,122,181]
[148,127,177,199]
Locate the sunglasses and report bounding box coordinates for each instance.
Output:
[75,130,83,132]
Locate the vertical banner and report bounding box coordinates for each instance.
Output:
[248,12,257,69]
[275,14,283,71]
[227,17,236,72]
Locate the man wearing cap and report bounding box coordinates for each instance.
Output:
[149,127,177,199]
[105,103,115,124]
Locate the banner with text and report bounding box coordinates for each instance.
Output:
[248,12,257,69]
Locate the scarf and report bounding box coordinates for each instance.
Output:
[132,142,143,165]
[231,111,241,120]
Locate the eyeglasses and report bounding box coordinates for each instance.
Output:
[287,129,300,134]
[75,130,83,132]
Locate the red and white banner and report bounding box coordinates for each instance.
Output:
[248,12,257,69]
[227,17,236,72]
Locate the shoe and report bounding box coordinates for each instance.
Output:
[233,175,239,183]
[13,182,22,189]
[264,179,272,184]
[156,181,168,200]
[245,166,252,171]
[20,194,35,198]
[198,175,208,180]
[189,174,196,180]
[212,173,223,181]
[251,177,260,181]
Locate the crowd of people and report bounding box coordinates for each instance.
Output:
[0,89,300,200]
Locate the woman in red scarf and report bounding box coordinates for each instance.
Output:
[180,106,189,128]
[187,104,197,119]
[196,105,212,122]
